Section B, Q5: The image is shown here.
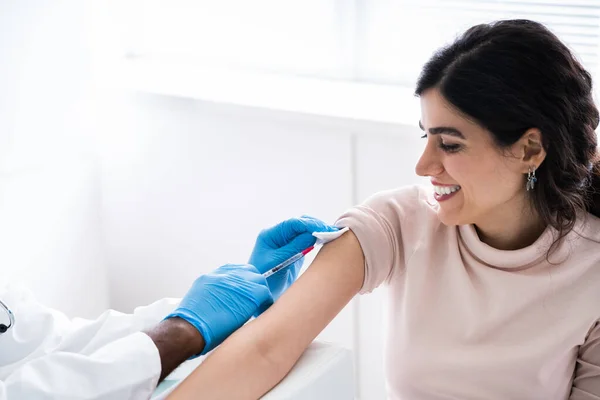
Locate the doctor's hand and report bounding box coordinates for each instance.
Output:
[249,215,338,309]
[162,264,273,359]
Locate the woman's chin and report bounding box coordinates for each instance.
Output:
[436,207,464,226]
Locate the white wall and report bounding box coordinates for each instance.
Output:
[0,0,108,318]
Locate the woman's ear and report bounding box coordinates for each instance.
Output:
[518,128,546,171]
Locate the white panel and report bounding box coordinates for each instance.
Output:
[0,0,108,318]
[0,162,108,319]
[99,94,356,349]
[355,129,428,399]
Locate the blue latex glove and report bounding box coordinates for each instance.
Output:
[165,264,273,356]
[248,215,338,311]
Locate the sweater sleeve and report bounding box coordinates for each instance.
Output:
[570,320,600,399]
[335,185,425,294]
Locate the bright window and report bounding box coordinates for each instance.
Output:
[128,0,348,79]
[360,0,600,86]
[127,0,600,87]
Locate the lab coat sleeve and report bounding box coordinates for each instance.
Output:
[0,332,161,400]
[0,284,181,399]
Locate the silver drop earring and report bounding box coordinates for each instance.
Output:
[526,166,537,191]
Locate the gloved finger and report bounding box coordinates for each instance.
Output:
[240,265,272,286]
[254,294,274,317]
[215,264,269,284]
[216,263,258,273]
[299,215,339,233]
[270,266,301,300]
[251,279,275,317]
[294,216,339,237]
[269,217,335,247]
[213,267,273,305]
[274,232,316,261]
[213,263,254,276]
[265,261,301,286]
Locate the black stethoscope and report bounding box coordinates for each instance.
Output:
[0,299,14,334]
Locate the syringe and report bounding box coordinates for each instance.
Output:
[262,246,315,278]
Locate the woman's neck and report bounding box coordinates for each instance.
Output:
[474,201,546,251]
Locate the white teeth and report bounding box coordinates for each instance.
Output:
[433,185,461,195]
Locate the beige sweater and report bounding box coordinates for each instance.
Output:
[337,185,600,399]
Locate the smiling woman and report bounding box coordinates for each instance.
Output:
[415,19,600,252]
[415,87,549,248]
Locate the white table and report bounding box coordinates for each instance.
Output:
[152,340,354,399]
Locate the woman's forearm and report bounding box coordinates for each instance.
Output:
[167,319,288,400]
[168,231,364,399]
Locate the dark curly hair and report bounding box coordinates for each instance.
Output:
[415,19,600,251]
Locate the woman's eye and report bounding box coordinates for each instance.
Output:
[439,142,461,152]
[421,133,462,153]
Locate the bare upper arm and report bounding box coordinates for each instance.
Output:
[256,229,365,367]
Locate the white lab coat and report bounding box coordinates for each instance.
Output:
[0,283,181,400]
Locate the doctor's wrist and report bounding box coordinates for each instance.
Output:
[145,317,206,382]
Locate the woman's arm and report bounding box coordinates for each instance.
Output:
[167,230,365,400]
[570,320,600,399]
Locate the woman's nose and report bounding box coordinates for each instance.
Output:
[415,144,444,177]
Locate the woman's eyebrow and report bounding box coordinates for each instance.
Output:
[418,121,465,139]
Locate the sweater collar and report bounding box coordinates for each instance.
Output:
[457,223,560,269]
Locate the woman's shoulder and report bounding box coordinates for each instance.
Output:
[357,185,443,238]
[362,184,438,217]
